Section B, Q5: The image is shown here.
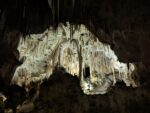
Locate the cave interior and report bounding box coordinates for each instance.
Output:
[0,0,150,113]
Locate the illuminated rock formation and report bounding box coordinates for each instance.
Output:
[11,23,137,95]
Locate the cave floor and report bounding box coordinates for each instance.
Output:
[31,72,150,113]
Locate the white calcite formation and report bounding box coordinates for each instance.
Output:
[11,22,137,95]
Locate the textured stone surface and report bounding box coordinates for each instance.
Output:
[11,23,136,95]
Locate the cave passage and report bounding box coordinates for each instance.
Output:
[84,66,90,78]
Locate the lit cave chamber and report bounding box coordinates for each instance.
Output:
[12,23,137,95]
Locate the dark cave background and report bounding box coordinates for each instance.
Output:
[0,0,150,113]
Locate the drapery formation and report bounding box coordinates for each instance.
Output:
[12,23,136,95]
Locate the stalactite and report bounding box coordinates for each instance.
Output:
[57,0,59,20]
[112,67,116,85]
[52,0,55,24]
[72,0,75,18]
[23,6,25,18]
[48,0,52,10]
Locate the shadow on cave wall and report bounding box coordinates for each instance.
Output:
[0,30,22,84]
[32,68,150,113]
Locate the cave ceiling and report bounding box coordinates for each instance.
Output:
[0,0,150,62]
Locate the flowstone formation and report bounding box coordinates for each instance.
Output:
[12,23,137,95]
